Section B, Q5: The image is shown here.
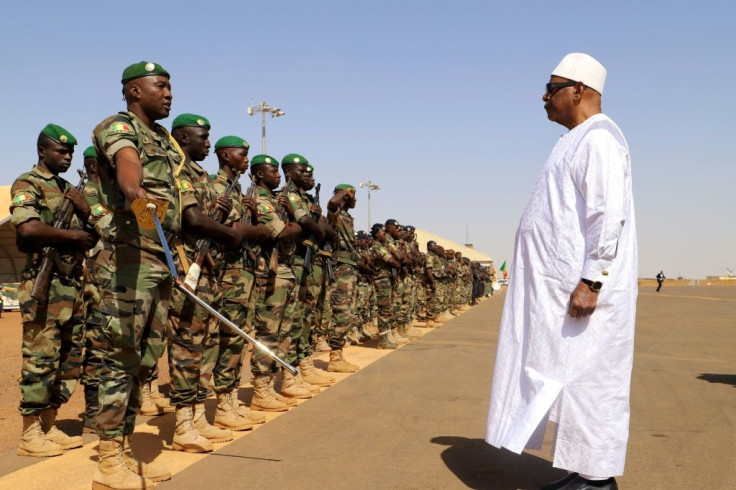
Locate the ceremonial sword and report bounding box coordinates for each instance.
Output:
[147,203,297,374]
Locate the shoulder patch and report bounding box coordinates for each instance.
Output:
[179,180,194,192]
[260,203,275,213]
[91,203,108,217]
[12,193,35,206]
[288,193,299,202]
[108,121,135,135]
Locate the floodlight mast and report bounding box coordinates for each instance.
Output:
[247,100,286,154]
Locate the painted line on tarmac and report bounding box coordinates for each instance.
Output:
[640,293,736,302]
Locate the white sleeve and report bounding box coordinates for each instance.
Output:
[571,129,629,283]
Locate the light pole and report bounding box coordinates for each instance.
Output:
[247,100,285,154]
[359,180,380,229]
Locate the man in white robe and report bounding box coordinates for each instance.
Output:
[486,53,637,490]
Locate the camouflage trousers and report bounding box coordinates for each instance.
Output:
[81,274,105,426]
[214,265,256,394]
[327,263,357,350]
[167,264,220,406]
[414,281,428,320]
[95,244,169,439]
[427,281,442,317]
[373,276,393,332]
[251,265,296,375]
[18,272,84,416]
[355,279,373,326]
[314,265,333,338]
[286,260,324,363]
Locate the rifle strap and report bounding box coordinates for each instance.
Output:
[175,244,191,273]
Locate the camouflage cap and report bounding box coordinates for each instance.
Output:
[215,135,250,151]
[121,61,170,84]
[281,153,309,167]
[250,154,278,167]
[83,146,96,158]
[171,113,210,130]
[334,184,356,192]
[41,124,77,146]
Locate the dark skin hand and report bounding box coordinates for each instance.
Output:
[182,206,242,247]
[568,282,598,318]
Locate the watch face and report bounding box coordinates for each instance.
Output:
[592,281,603,292]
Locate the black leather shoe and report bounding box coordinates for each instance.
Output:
[541,473,579,490]
[543,474,618,490]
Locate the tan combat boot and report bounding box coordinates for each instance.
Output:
[270,374,298,406]
[425,316,439,328]
[327,350,360,373]
[17,414,63,457]
[364,322,379,338]
[314,335,331,352]
[377,330,398,350]
[280,369,314,399]
[389,328,410,345]
[93,437,154,490]
[250,374,291,412]
[122,435,171,482]
[139,383,163,416]
[172,405,213,453]
[214,392,255,431]
[39,408,83,450]
[296,370,321,394]
[298,356,335,387]
[193,402,233,443]
[399,324,421,340]
[235,398,266,424]
[149,383,174,413]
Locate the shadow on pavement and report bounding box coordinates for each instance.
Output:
[697,373,736,387]
[431,436,565,490]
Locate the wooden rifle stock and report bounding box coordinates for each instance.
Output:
[31,170,88,302]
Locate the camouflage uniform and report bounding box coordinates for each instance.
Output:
[252,187,296,374]
[384,235,403,324]
[212,169,256,393]
[167,158,222,406]
[11,166,86,416]
[328,209,358,349]
[92,111,195,439]
[370,239,395,334]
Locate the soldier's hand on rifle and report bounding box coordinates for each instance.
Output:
[242,196,257,218]
[73,229,97,250]
[65,188,91,219]
[215,195,232,218]
[310,203,322,216]
[277,194,296,220]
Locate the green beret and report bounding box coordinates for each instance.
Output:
[281,153,309,167]
[83,146,96,158]
[250,154,279,167]
[334,184,356,192]
[215,135,250,151]
[41,124,77,146]
[171,113,210,130]
[121,61,170,84]
[305,163,314,172]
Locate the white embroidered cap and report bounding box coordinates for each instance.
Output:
[551,53,607,94]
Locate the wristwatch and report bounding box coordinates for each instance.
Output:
[580,278,603,292]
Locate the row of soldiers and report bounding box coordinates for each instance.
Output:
[9,61,491,490]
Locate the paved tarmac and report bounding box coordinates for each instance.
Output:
[0,285,734,489]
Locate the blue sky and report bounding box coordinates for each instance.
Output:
[2,1,734,278]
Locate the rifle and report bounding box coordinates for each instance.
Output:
[301,183,320,275]
[268,175,292,278]
[182,171,240,290]
[241,175,258,268]
[31,169,88,302]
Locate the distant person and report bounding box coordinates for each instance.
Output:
[486,53,638,490]
[656,270,665,292]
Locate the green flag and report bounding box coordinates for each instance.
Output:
[499,261,507,272]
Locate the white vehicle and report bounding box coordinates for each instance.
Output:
[1,283,20,311]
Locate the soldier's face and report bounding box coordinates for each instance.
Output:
[228,148,249,173]
[135,76,172,120]
[258,165,281,190]
[375,229,387,242]
[185,127,210,161]
[40,140,74,174]
[387,224,399,238]
[84,157,98,176]
[286,164,309,188]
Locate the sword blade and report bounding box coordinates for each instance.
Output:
[150,211,296,374]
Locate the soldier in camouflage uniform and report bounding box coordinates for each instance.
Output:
[353,231,378,341]
[211,136,270,429]
[281,154,335,391]
[325,184,361,372]
[424,241,443,327]
[90,61,189,487]
[11,124,95,458]
[166,113,244,451]
[369,223,402,349]
[79,145,108,435]
[384,219,411,344]
[249,154,302,412]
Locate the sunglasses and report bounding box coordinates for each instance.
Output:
[545,81,577,96]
